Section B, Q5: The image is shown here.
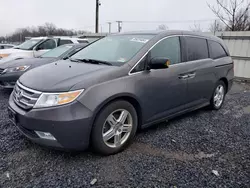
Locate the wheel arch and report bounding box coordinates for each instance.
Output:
[90,94,143,133]
[219,77,229,93]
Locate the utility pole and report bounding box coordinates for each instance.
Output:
[95,0,101,33]
[107,22,112,33]
[116,21,122,32]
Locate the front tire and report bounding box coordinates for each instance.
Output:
[209,80,226,110]
[91,100,138,155]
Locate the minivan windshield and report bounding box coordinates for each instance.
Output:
[71,35,154,66]
[15,39,42,50]
[41,45,73,58]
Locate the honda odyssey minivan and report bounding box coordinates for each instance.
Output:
[8,31,234,155]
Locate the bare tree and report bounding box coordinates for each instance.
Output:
[209,20,225,34]
[1,23,90,43]
[157,24,168,30]
[208,0,250,31]
[190,23,203,32]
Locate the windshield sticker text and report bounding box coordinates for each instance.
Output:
[130,38,149,43]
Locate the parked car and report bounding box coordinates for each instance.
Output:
[0,43,87,88]
[0,44,15,50]
[8,31,234,155]
[0,37,88,64]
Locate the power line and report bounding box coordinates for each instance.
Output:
[110,19,216,24]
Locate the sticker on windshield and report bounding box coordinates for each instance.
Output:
[130,38,149,43]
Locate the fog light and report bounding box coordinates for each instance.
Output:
[35,131,56,140]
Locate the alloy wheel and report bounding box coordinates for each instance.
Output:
[102,109,133,148]
[214,85,225,108]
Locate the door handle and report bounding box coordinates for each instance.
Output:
[178,74,189,79]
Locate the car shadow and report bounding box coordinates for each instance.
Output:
[138,107,208,134]
[31,108,208,158]
[0,88,13,97]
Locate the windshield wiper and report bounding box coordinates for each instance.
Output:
[70,58,113,66]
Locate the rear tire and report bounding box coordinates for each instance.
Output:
[91,100,138,155]
[209,80,226,110]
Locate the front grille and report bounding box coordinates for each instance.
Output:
[13,81,41,110]
[0,68,4,74]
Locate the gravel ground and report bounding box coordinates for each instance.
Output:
[0,82,250,188]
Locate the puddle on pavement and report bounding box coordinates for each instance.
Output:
[131,143,216,162]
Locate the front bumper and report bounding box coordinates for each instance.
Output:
[8,92,94,151]
[0,72,23,88]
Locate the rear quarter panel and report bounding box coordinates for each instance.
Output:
[213,56,234,81]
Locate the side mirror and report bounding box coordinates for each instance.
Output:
[148,57,170,70]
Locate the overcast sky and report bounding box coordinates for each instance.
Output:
[0,0,218,36]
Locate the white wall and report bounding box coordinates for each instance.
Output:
[214,31,250,79]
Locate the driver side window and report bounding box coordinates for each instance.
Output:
[37,39,56,50]
[150,37,181,65]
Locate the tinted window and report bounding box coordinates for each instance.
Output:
[131,56,147,73]
[208,40,228,59]
[150,37,181,65]
[59,40,73,46]
[185,37,208,61]
[38,39,56,50]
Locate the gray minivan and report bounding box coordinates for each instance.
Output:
[8,30,234,155]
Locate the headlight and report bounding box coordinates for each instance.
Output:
[0,54,10,58]
[3,65,30,74]
[34,89,84,108]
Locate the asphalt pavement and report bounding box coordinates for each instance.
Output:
[0,82,249,188]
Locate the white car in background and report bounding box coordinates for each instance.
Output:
[0,44,15,49]
[0,37,88,64]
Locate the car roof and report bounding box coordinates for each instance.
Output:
[30,36,86,40]
[112,30,222,43]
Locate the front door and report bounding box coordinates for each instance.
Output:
[34,39,57,57]
[131,36,190,124]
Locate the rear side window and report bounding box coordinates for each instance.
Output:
[208,40,228,59]
[185,37,209,61]
[59,40,73,46]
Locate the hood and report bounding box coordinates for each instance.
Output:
[0,48,25,55]
[0,50,33,64]
[0,57,56,69]
[19,60,119,92]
